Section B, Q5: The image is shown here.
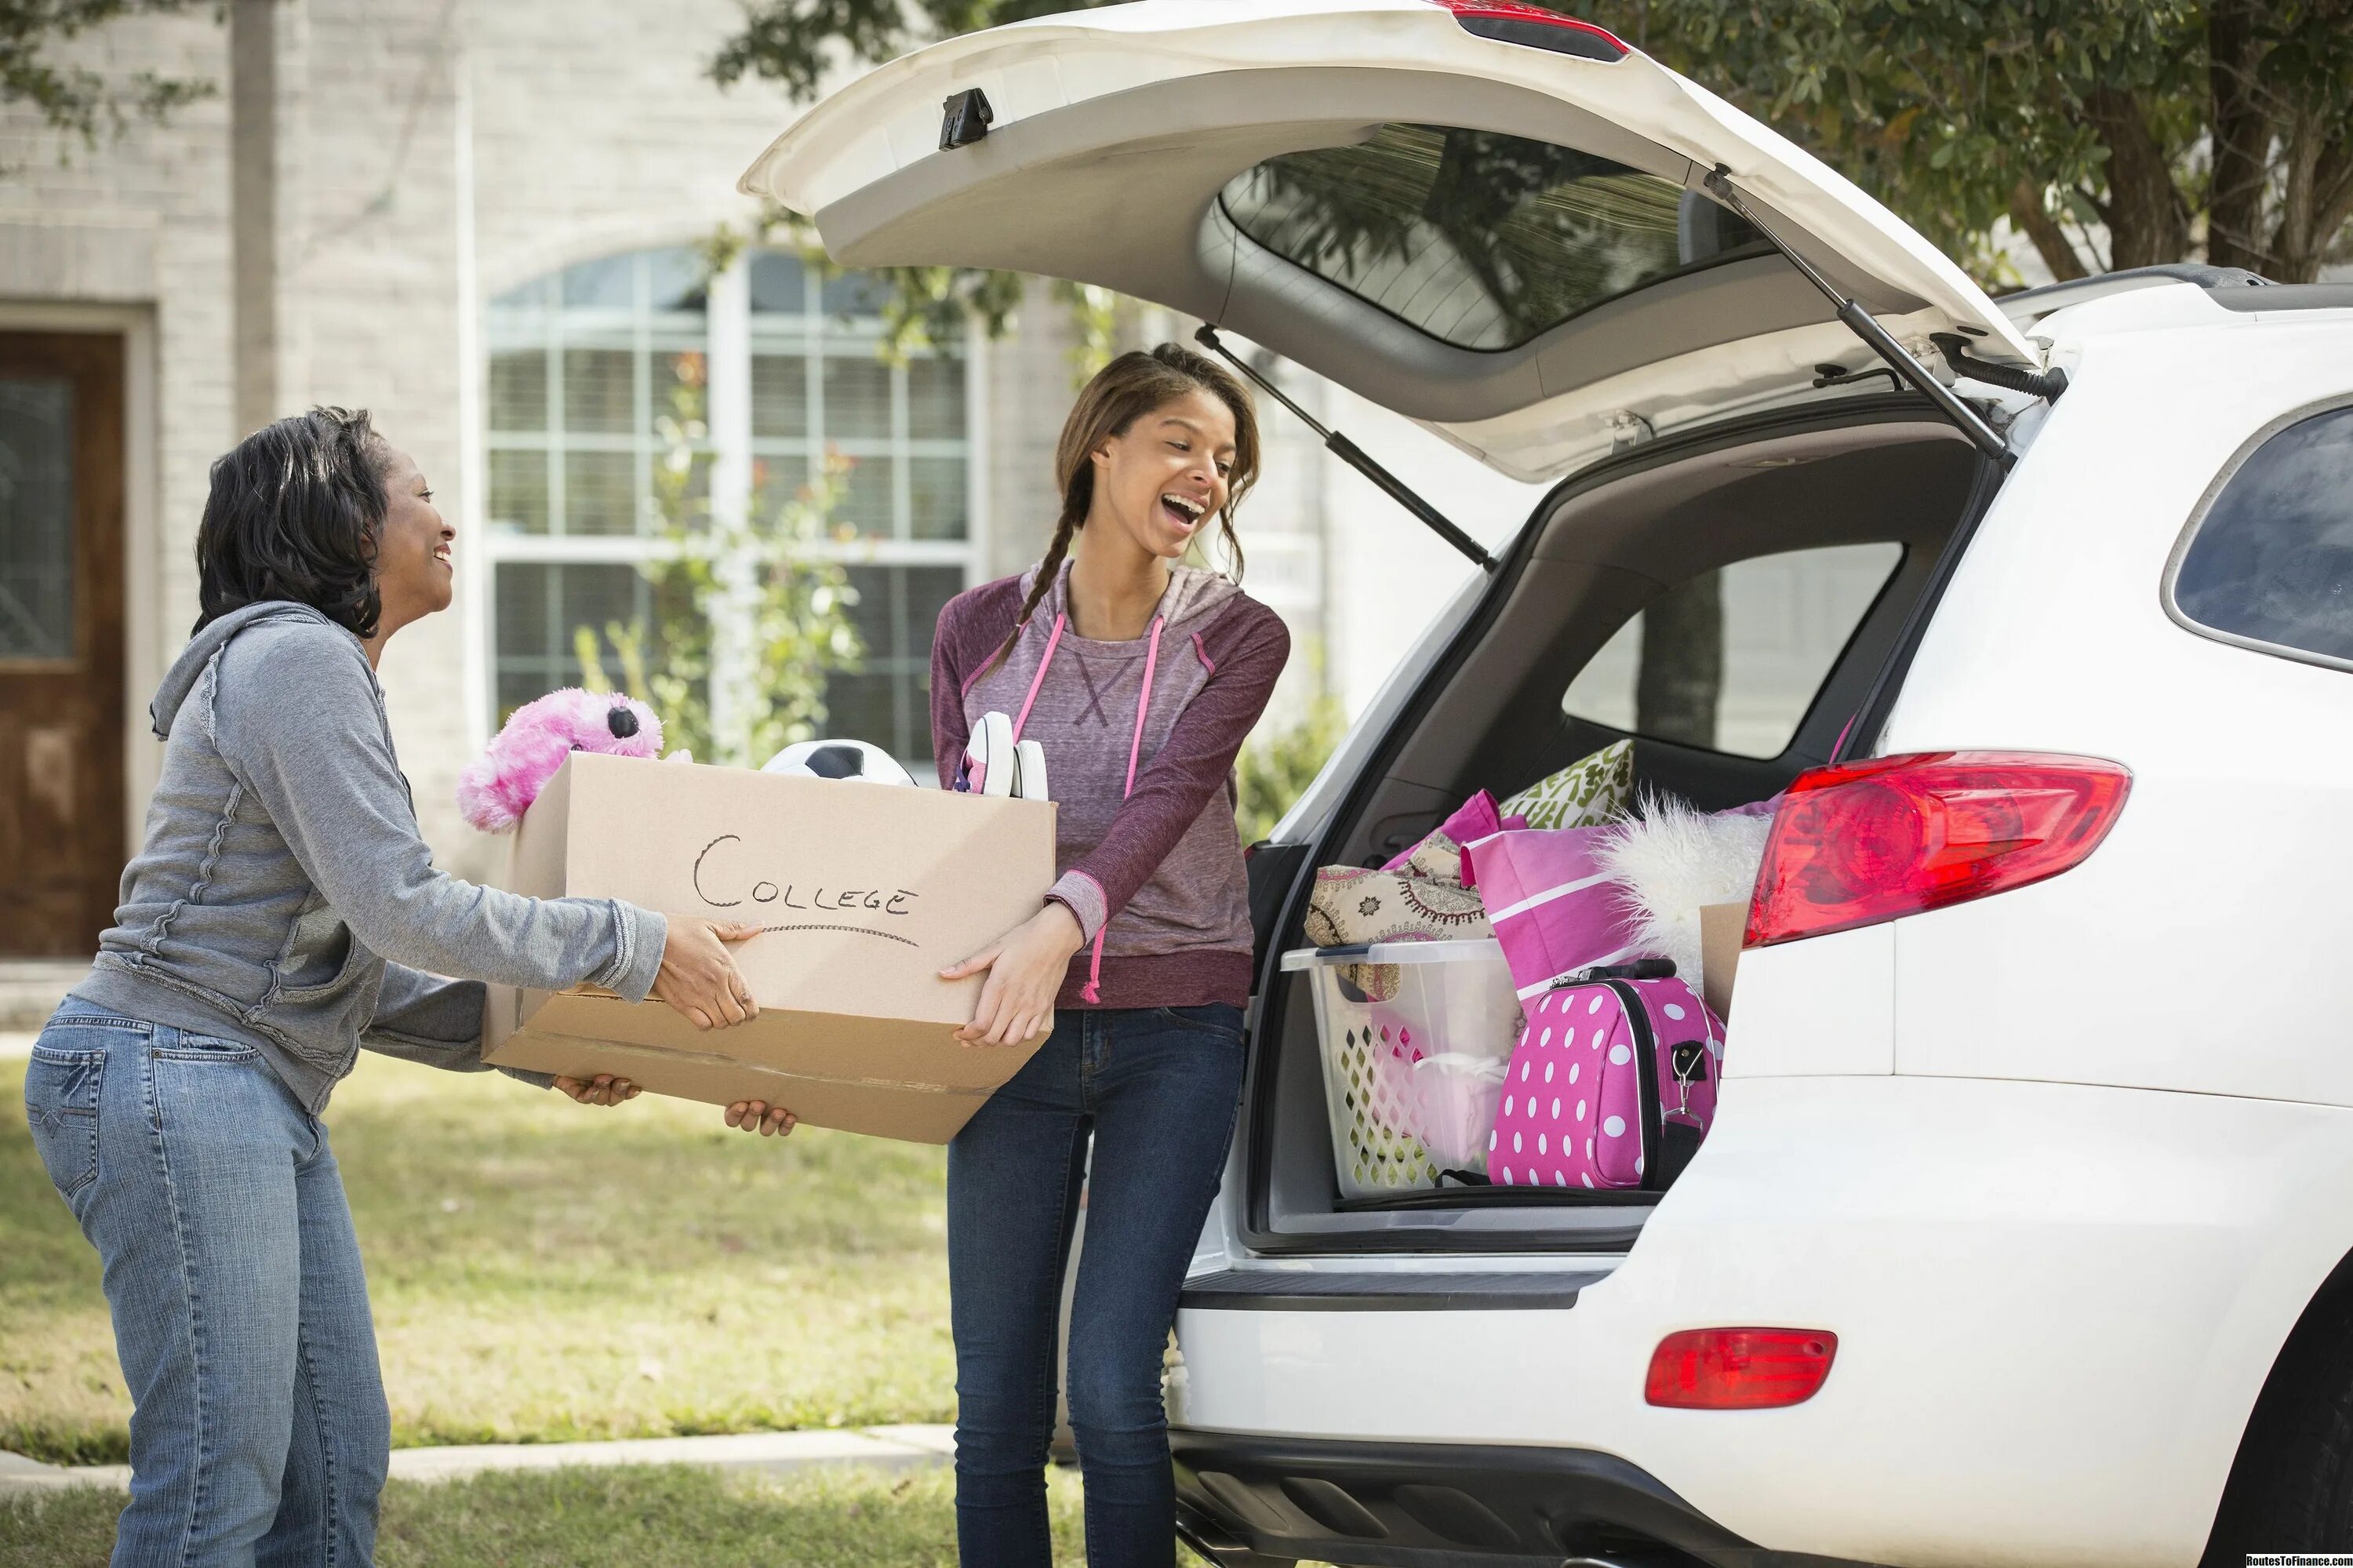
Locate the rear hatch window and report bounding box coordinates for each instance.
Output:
[1218,123,1768,351]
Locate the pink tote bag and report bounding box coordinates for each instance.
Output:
[1460,825,1638,1007]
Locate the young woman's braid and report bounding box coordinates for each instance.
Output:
[985,493,1085,678]
[977,343,1260,681]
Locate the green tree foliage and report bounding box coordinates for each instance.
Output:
[1235,687,1348,847]
[703,203,1126,383]
[710,0,1147,371]
[713,0,2353,289]
[574,352,865,767]
[1582,0,2353,282]
[2,1,212,160]
[710,0,1117,104]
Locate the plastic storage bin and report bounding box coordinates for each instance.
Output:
[1281,939,1524,1199]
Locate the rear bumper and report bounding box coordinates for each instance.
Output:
[1180,1076,2353,1566]
[1170,1430,1864,1568]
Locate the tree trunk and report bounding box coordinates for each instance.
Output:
[2265,110,2353,283]
[2008,180,2089,282]
[2206,0,2275,275]
[2084,86,2193,268]
[1635,573,1723,750]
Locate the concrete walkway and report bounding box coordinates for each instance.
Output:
[0,963,79,1033]
[0,1425,957,1495]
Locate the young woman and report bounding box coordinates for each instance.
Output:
[919,344,1291,1563]
[21,407,775,1568]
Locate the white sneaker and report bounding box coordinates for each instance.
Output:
[963,711,1016,796]
[1014,740,1049,803]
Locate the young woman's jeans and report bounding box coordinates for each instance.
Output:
[22,997,388,1567]
[947,1002,1247,1568]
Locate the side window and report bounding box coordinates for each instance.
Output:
[1561,543,1903,759]
[2169,402,2353,671]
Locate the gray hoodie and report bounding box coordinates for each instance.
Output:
[72,602,667,1112]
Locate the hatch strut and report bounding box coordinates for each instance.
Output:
[1701,169,2012,464]
[1194,325,1498,573]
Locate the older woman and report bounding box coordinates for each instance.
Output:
[20,406,772,1567]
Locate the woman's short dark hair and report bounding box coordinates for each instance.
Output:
[194,406,394,638]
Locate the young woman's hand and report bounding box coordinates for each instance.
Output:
[652,918,763,1029]
[722,1101,798,1137]
[943,904,1085,1047]
[553,1072,639,1107]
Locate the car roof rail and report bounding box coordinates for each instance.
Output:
[1998,264,2276,325]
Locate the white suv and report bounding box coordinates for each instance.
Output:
[744,5,2353,1563]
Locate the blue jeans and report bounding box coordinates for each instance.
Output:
[22,998,388,1567]
[947,1002,1247,1568]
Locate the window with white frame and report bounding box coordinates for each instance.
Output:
[482,245,980,768]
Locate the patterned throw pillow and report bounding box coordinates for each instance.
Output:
[1304,865,1493,1002]
[1500,740,1633,831]
[1390,831,1473,886]
[1305,866,1493,948]
[1380,789,1526,886]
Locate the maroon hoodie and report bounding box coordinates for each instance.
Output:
[930,561,1291,1010]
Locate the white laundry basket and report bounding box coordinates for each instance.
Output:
[1281,939,1523,1199]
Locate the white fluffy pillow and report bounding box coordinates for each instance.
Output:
[1592,792,1772,984]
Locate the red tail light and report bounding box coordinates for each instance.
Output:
[1745,751,2132,949]
[1430,2,1629,58]
[1646,1328,1837,1410]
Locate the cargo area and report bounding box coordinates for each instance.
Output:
[1245,402,1995,1250]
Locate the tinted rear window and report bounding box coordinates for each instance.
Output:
[2170,402,2353,670]
[1218,123,1766,351]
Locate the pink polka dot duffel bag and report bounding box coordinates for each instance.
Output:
[1486,974,1722,1191]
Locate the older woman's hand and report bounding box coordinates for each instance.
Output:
[554,1072,639,1107]
[723,1100,797,1137]
[653,918,764,1030]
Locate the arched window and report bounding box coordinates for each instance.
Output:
[482,245,980,766]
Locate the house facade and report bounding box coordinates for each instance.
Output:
[0,0,1382,961]
[0,0,1980,970]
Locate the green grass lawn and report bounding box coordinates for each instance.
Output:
[0,1464,1096,1567]
[2,1053,957,1464]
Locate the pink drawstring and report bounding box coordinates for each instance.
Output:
[1083,614,1164,1004]
[1122,617,1164,795]
[1009,613,1066,744]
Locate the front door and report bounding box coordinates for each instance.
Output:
[0,332,126,957]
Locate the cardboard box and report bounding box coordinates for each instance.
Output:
[1700,901,1746,1021]
[482,752,1056,1144]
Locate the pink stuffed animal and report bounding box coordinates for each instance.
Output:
[458,688,664,833]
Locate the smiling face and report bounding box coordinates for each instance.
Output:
[1086,388,1238,562]
[371,443,454,635]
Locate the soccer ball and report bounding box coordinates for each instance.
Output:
[760,737,916,787]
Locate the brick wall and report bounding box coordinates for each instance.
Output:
[5,0,1327,893]
[0,9,235,659]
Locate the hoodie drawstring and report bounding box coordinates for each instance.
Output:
[998,607,1166,1006]
[1123,617,1164,795]
[1082,613,1163,1004]
[1009,613,1066,744]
